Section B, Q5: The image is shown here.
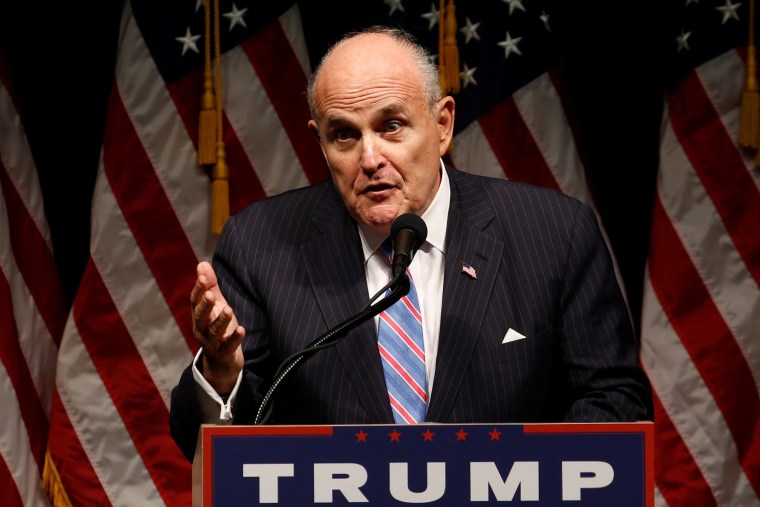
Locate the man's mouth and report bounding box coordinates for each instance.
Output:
[363,182,395,196]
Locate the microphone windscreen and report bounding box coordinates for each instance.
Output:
[391,213,428,246]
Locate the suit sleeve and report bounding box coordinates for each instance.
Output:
[558,202,653,422]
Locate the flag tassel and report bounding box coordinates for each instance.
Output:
[198,0,216,165]
[439,0,460,95]
[741,0,759,150]
[210,0,229,234]
[211,141,229,235]
[43,450,73,507]
[198,69,217,165]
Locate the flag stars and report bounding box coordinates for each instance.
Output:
[385,0,405,16]
[459,17,481,44]
[715,0,741,24]
[503,0,526,15]
[489,428,503,441]
[421,3,440,30]
[224,3,248,30]
[676,29,691,53]
[389,429,402,442]
[455,428,469,441]
[422,428,435,441]
[175,27,201,56]
[540,10,552,32]
[460,64,478,89]
[355,429,368,442]
[498,31,523,59]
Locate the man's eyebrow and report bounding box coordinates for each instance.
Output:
[376,103,408,117]
[322,103,410,130]
[323,115,351,130]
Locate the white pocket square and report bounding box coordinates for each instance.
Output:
[502,328,526,344]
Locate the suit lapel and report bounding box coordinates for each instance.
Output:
[427,170,503,421]
[302,188,393,423]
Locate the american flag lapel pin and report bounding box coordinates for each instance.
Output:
[461,262,478,279]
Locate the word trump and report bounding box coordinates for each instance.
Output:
[242,461,615,503]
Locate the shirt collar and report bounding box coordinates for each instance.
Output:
[358,159,451,263]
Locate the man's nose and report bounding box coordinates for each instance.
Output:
[359,137,385,173]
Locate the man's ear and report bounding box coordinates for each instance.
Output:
[437,96,455,156]
[308,119,320,141]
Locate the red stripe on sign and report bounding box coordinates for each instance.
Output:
[241,21,329,185]
[102,87,198,351]
[73,258,192,507]
[667,69,760,287]
[477,96,561,191]
[648,196,760,496]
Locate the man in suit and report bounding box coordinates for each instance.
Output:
[170,26,652,461]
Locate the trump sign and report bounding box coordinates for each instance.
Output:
[193,423,653,506]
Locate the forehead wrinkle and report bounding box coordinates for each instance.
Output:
[315,73,423,114]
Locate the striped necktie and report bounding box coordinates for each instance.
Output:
[377,240,427,424]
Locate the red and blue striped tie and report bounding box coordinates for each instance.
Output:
[377,240,427,424]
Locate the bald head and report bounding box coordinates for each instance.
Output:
[307,27,441,123]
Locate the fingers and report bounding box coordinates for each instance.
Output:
[206,304,233,342]
[190,261,217,307]
[190,261,244,376]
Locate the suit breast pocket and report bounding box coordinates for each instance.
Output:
[489,326,554,365]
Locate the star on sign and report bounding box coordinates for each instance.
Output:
[175,27,201,56]
[421,3,439,30]
[459,17,481,44]
[224,3,248,30]
[676,29,691,53]
[460,64,478,89]
[715,0,741,24]
[498,31,523,59]
[384,0,405,16]
[503,0,526,15]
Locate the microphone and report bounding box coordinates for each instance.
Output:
[389,213,428,278]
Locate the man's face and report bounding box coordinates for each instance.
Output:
[309,34,454,235]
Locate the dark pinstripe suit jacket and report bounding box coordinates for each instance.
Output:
[170,167,652,460]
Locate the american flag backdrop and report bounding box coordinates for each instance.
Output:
[10,0,758,506]
[0,50,65,507]
[36,0,611,504]
[639,0,760,505]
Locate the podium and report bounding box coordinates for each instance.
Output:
[193,422,653,506]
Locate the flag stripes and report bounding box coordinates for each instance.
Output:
[1,51,63,506]
[44,2,318,504]
[38,1,627,504]
[640,46,760,506]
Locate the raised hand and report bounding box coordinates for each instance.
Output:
[190,261,245,393]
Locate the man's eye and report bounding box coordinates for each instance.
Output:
[335,129,353,141]
[385,121,402,133]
